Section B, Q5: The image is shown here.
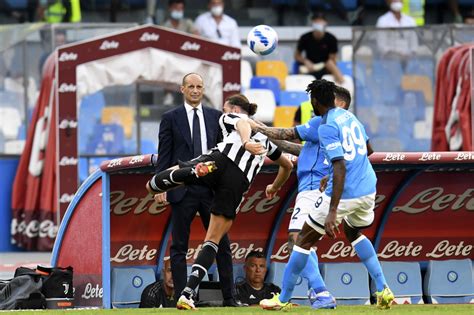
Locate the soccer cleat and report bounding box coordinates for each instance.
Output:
[176,295,196,310]
[260,293,292,311]
[193,161,217,177]
[376,287,394,309]
[310,291,337,309]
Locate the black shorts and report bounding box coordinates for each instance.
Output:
[179,150,249,220]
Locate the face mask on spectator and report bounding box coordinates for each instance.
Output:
[211,5,223,17]
[390,1,403,12]
[171,10,183,20]
[312,23,326,33]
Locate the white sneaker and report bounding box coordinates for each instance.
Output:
[176,295,196,310]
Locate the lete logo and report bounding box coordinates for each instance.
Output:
[99,40,119,50]
[59,157,78,166]
[221,51,240,60]
[58,52,78,62]
[58,83,76,93]
[181,41,200,51]
[223,82,240,92]
[59,119,77,129]
[139,32,160,42]
[60,193,74,203]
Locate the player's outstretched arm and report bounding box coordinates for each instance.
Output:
[271,139,303,156]
[325,159,346,239]
[265,154,293,199]
[248,119,299,141]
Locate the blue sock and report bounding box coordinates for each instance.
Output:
[352,235,387,292]
[280,246,310,303]
[301,249,327,294]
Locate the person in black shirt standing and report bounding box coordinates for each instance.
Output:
[236,251,281,305]
[295,12,344,84]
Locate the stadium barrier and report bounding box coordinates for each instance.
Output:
[49,151,474,308]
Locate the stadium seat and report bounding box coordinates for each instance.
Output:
[140,139,156,154]
[80,91,106,123]
[233,263,246,284]
[279,91,308,107]
[370,261,423,304]
[86,124,125,154]
[321,74,354,101]
[111,266,156,308]
[78,158,89,183]
[401,75,434,105]
[273,106,298,128]
[321,263,370,305]
[243,89,276,124]
[241,59,253,91]
[285,74,315,92]
[102,106,135,139]
[267,262,310,304]
[405,58,435,78]
[337,61,353,77]
[250,76,281,104]
[4,140,25,154]
[341,45,353,62]
[424,259,474,304]
[370,137,404,151]
[256,60,288,89]
[0,107,22,140]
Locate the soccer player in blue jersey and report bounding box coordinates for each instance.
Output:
[249,86,352,309]
[259,80,394,310]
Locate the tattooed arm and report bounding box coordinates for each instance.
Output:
[271,139,303,156]
[248,119,299,141]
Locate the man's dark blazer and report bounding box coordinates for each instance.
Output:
[156,104,222,202]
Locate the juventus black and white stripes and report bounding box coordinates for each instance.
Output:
[216,113,282,183]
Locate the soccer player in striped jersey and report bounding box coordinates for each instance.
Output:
[146,93,293,310]
[259,80,394,311]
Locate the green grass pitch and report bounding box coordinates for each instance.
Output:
[3,305,473,315]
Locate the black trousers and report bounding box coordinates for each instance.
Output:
[169,185,234,301]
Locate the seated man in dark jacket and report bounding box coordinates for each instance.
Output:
[140,257,176,308]
[235,251,281,305]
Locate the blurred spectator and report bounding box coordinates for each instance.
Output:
[235,251,280,306]
[38,0,81,23]
[39,29,67,76]
[139,257,176,308]
[194,0,241,48]
[402,0,425,26]
[376,0,418,58]
[162,0,198,35]
[464,11,474,25]
[294,12,344,84]
[0,0,38,23]
[145,0,157,23]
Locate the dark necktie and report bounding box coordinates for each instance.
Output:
[192,108,202,157]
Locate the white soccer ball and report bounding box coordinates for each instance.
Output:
[247,25,278,56]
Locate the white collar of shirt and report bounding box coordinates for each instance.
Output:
[184,102,202,114]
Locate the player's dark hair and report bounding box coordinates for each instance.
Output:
[306,79,336,108]
[226,94,258,116]
[311,11,327,21]
[169,0,185,6]
[245,250,265,261]
[334,85,351,109]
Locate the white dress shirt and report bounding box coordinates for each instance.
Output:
[194,12,241,48]
[184,102,209,154]
[375,11,418,57]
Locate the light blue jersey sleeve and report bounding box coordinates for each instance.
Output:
[295,117,321,142]
[318,123,344,162]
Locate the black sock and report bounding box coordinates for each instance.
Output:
[181,241,218,300]
[151,167,194,192]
